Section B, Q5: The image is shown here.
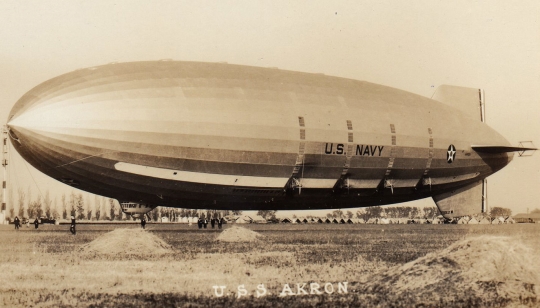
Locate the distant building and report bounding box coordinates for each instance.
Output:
[513,213,540,223]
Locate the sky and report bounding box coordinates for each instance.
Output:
[0,0,538,217]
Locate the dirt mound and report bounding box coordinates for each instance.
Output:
[80,228,172,255]
[364,236,539,305]
[215,226,264,242]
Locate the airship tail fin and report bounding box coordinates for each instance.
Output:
[432,85,485,122]
[432,180,486,219]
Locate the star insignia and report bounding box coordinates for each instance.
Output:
[447,144,456,163]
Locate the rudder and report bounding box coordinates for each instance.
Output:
[432,180,487,219]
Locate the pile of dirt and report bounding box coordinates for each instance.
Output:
[364,236,539,305]
[215,226,264,242]
[80,228,172,255]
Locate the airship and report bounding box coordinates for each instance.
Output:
[6,61,535,219]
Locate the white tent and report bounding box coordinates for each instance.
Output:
[457,217,469,224]
[236,215,253,224]
[252,215,267,223]
[379,218,390,224]
[468,217,479,224]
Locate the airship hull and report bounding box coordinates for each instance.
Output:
[7,61,512,210]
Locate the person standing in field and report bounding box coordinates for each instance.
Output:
[14,216,20,230]
[210,218,215,229]
[141,217,146,229]
[70,216,76,235]
[218,217,223,229]
[34,218,39,229]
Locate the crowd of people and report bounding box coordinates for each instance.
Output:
[11,215,227,233]
[197,217,224,229]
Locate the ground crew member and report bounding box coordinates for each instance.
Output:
[34,218,39,229]
[70,216,76,235]
[218,217,223,229]
[211,218,215,229]
[141,217,146,229]
[14,216,20,230]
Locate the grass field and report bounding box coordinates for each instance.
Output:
[1,223,539,307]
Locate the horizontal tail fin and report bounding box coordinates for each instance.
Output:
[472,143,536,156]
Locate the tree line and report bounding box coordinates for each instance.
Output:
[2,186,515,221]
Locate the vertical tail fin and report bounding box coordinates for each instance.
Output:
[432,85,485,122]
[433,180,485,219]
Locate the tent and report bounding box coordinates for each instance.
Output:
[181,217,189,223]
[281,217,292,223]
[490,217,503,224]
[505,216,515,224]
[379,218,390,224]
[316,218,324,223]
[236,215,253,224]
[457,217,469,224]
[468,217,479,224]
[324,218,332,223]
[252,215,267,224]
[332,218,340,224]
[478,217,491,224]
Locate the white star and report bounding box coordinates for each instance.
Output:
[447,146,456,163]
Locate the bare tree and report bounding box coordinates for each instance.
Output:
[109,198,116,221]
[68,192,76,218]
[356,208,366,219]
[490,207,512,217]
[257,210,277,220]
[332,209,343,218]
[52,196,59,219]
[76,193,85,220]
[423,206,439,218]
[94,195,101,220]
[61,193,67,219]
[17,187,25,218]
[7,187,13,218]
[43,191,52,218]
[26,186,32,218]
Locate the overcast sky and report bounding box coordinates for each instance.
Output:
[0,0,538,217]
